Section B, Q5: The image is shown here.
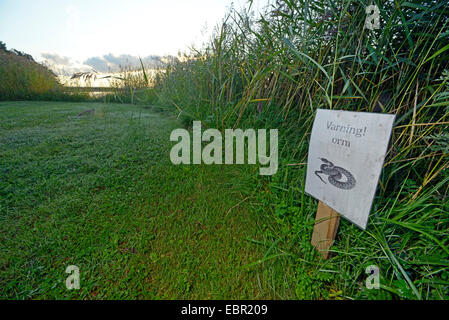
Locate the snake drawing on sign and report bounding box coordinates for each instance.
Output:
[315,158,356,190]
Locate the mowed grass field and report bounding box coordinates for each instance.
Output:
[0,101,277,299]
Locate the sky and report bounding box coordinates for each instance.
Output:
[0,0,269,74]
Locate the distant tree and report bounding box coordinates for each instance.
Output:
[0,41,6,52]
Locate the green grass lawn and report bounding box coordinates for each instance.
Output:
[0,101,278,299]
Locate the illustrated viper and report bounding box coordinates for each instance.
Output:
[315,158,356,190]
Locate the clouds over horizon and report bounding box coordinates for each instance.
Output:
[41,53,72,66]
[41,53,91,76]
[84,54,166,72]
[42,52,172,76]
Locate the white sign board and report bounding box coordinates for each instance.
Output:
[305,109,395,229]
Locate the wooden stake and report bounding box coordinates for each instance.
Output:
[311,201,340,259]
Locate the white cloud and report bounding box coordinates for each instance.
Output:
[41,52,171,76]
[41,53,93,76]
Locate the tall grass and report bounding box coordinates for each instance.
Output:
[0,45,89,101]
[94,59,165,105]
[152,0,449,299]
[0,49,59,100]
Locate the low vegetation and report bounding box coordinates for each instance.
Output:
[0,101,289,299]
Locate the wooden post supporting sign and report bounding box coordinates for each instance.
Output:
[311,201,340,259]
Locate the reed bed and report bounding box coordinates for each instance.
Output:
[0,45,89,102]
